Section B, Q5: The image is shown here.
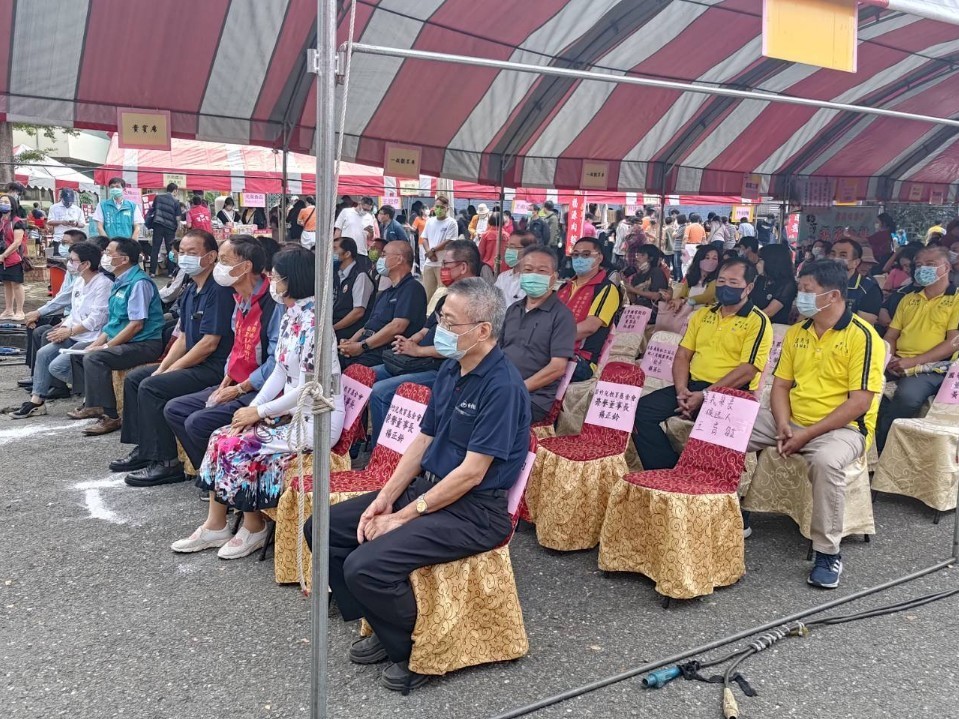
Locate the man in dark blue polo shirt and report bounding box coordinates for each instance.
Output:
[338,240,426,368]
[110,229,237,487]
[319,278,530,692]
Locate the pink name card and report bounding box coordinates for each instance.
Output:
[767,335,785,369]
[935,364,959,405]
[508,451,537,515]
[341,375,372,431]
[617,305,653,336]
[640,341,677,383]
[556,360,577,399]
[584,381,642,433]
[377,395,428,453]
[689,391,760,453]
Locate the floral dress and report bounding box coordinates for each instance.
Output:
[196,298,345,511]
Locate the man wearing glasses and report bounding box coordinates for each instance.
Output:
[338,240,426,368]
[366,240,481,444]
[556,238,621,382]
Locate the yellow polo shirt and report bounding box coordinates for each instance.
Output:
[774,312,884,444]
[890,285,959,358]
[680,302,772,390]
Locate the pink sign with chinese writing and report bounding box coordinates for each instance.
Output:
[341,375,372,431]
[617,305,652,336]
[508,451,537,515]
[377,395,428,453]
[640,341,677,383]
[584,381,642,433]
[689,392,760,453]
[935,365,959,405]
[556,360,577,399]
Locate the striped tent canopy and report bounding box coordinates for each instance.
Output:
[4,1,959,203]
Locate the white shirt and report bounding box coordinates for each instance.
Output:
[47,202,86,243]
[334,208,375,255]
[613,222,631,256]
[738,221,756,237]
[494,270,524,309]
[421,216,459,267]
[63,272,113,343]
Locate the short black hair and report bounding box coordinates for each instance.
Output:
[877,212,897,232]
[166,182,178,192]
[107,176,126,188]
[336,236,359,261]
[172,238,182,251]
[798,259,848,299]
[689,213,702,223]
[257,236,281,270]
[272,246,315,300]
[445,239,482,277]
[574,237,603,255]
[223,196,235,207]
[720,257,758,284]
[378,205,395,219]
[636,244,662,265]
[183,229,217,253]
[89,235,111,250]
[70,241,102,271]
[737,236,759,254]
[62,229,87,244]
[225,235,267,275]
[190,195,203,206]
[111,237,141,264]
[676,214,688,224]
[831,237,863,260]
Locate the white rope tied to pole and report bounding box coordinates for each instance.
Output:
[288,380,336,593]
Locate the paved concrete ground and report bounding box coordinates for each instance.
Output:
[2,359,959,719]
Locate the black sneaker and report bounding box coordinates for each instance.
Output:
[349,635,388,665]
[8,401,46,419]
[380,660,430,693]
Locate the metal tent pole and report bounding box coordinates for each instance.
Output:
[280,142,289,244]
[495,156,507,276]
[310,0,337,717]
[349,43,959,130]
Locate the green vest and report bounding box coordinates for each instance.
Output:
[103,266,164,342]
[100,199,137,238]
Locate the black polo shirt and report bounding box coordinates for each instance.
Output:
[846,273,882,317]
[177,277,236,361]
[364,272,427,338]
[500,293,576,415]
[749,275,797,325]
[420,346,531,491]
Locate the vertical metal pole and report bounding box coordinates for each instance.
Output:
[280,142,289,244]
[778,198,787,245]
[658,193,666,251]
[311,1,337,717]
[494,155,506,276]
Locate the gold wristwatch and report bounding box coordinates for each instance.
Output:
[415,494,429,515]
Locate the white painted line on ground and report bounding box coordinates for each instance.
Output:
[73,476,127,490]
[0,419,92,445]
[83,488,124,524]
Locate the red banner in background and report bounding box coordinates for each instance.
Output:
[565,193,585,254]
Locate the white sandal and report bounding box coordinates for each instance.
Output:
[217,525,270,560]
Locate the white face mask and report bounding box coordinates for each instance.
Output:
[213,262,239,287]
[270,281,285,304]
[100,255,115,273]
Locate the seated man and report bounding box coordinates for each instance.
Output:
[163,236,281,476]
[368,240,479,443]
[747,260,884,589]
[107,230,236,486]
[557,238,621,382]
[499,246,576,422]
[337,240,426,368]
[876,246,959,451]
[316,278,531,692]
[633,258,773,470]
[332,236,374,342]
[19,228,87,391]
[828,238,882,325]
[69,239,166,434]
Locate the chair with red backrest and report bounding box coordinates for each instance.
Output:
[361,432,538,676]
[599,387,759,602]
[329,363,377,472]
[271,382,432,587]
[531,360,576,439]
[524,361,645,551]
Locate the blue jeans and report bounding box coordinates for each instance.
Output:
[369,364,438,446]
[34,337,81,397]
[671,252,683,281]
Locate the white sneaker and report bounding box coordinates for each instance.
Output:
[217,525,270,560]
[171,525,233,553]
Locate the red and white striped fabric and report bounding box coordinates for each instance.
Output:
[3,1,959,202]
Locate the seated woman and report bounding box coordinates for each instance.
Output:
[749,243,797,324]
[624,244,669,322]
[172,246,345,559]
[667,245,720,308]
[882,242,921,293]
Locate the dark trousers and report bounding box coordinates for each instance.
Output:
[320,477,511,663]
[671,252,683,281]
[339,349,383,369]
[26,319,60,371]
[633,380,711,470]
[164,385,256,469]
[78,341,165,413]
[151,225,176,275]
[121,361,225,461]
[876,373,945,452]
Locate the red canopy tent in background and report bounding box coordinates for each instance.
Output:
[13,145,96,192]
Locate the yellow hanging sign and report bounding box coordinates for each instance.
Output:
[763,0,858,73]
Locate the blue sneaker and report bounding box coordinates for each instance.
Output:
[808,552,842,588]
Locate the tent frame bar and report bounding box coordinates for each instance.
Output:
[350,43,959,130]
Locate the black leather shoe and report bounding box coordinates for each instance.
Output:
[380,660,429,693]
[110,447,150,473]
[124,462,186,487]
[349,635,388,665]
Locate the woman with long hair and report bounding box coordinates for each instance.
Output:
[0,193,26,320]
[749,243,797,324]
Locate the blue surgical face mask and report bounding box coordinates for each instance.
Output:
[795,290,832,317]
[58,243,70,257]
[376,256,390,277]
[571,256,595,276]
[504,248,520,268]
[109,187,124,200]
[915,265,942,287]
[178,254,203,277]
[0,201,11,214]
[168,251,176,263]
[715,285,745,306]
[433,323,479,361]
[520,273,551,298]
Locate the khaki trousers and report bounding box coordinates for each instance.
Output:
[422,265,442,302]
[747,408,865,555]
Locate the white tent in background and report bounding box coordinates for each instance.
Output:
[13,145,97,192]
